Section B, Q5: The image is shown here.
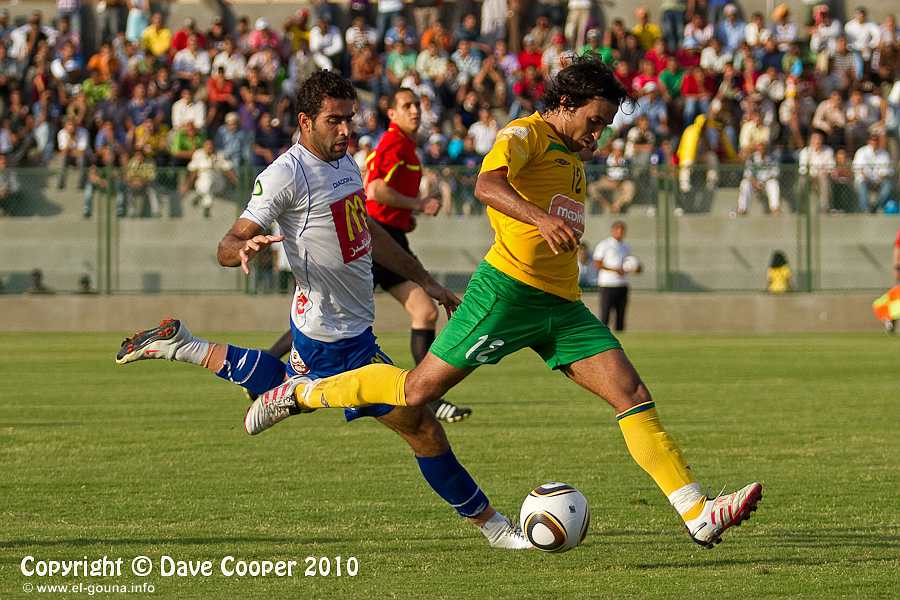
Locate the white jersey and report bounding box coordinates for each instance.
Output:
[241,143,373,343]
[593,236,631,287]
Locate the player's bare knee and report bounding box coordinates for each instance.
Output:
[403,375,442,407]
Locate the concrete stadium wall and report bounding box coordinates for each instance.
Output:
[0,291,885,333]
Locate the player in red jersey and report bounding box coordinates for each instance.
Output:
[363,88,472,423]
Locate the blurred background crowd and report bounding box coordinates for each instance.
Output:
[0,0,898,219]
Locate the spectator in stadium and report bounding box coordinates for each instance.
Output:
[587,139,635,214]
[468,106,499,155]
[211,37,246,81]
[56,117,89,190]
[739,110,771,157]
[248,17,280,52]
[309,16,344,71]
[681,66,712,126]
[171,17,205,53]
[565,0,593,50]
[744,12,770,48]
[809,5,842,63]
[770,4,797,52]
[83,144,124,218]
[716,4,745,53]
[684,12,714,50]
[170,120,206,167]
[542,33,568,78]
[798,131,836,212]
[184,138,238,218]
[633,6,662,51]
[141,12,171,59]
[172,34,211,82]
[580,28,613,64]
[812,90,848,149]
[766,250,792,293]
[214,112,250,168]
[453,38,484,80]
[660,0,687,52]
[171,87,206,131]
[845,87,878,152]
[844,7,880,79]
[738,142,781,215]
[386,38,418,88]
[25,268,54,294]
[0,153,21,215]
[853,134,895,213]
[829,147,856,211]
[124,145,160,217]
[126,0,151,44]
[252,112,288,167]
[206,67,237,130]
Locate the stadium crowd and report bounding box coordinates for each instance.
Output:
[0,0,898,218]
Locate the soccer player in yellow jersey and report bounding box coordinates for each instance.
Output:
[246,57,763,549]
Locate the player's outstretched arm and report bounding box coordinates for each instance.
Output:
[368,217,461,315]
[474,168,578,254]
[217,217,284,275]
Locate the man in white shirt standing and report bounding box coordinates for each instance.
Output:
[593,221,635,332]
[853,133,894,212]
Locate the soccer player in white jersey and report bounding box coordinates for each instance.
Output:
[116,71,529,550]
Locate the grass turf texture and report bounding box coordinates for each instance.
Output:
[1,331,898,599]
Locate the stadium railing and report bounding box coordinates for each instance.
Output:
[0,165,896,294]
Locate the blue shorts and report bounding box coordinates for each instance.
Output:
[285,325,395,422]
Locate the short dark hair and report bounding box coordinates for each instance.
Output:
[296,70,357,121]
[389,87,418,109]
[541,56,629,113]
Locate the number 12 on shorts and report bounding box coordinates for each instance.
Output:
[465,335,505,364]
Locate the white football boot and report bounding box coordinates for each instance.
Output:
[480,512,533,550]
[244,375,314,435]
[685,482,763,548]
[116,318,193,364]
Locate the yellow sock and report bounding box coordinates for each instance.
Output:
[296,364,409,409]
[617,401,706,521]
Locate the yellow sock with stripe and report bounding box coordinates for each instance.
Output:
[296,364,409,409]
[617,401,706,521]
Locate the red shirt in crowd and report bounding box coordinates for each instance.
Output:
[171,29,207,52]
[365,123,421,232]
[517,50,543,71]
[895,226,900,249]
[207,77,234,103]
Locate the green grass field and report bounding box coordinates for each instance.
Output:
[1,331,898,599]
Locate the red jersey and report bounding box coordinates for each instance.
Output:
[365,123,421,232]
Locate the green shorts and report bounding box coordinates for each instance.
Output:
[431,262,622,370]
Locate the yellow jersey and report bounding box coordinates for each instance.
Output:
[479,112,586,301]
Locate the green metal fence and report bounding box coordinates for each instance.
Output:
[0,165,897,294]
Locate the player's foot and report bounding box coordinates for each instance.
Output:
[116,318,190,364]
[685,482,763,549]
[479,512,532,550]
[430,399,473,423]
[244,375,312,435]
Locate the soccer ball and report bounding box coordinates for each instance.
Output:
[622,255,641,273]
[520,482,590,553]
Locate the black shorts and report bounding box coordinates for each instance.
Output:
[372,221,415,291]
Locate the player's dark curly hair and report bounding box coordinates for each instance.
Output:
[541,56,630,113]
[296,70,357,121]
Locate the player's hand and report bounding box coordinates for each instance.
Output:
[420,196,442,216]
[536,213,579,255]
[239,234,284,275]
[422,280,462,318]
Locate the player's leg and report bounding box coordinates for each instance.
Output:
[116,319,288,397]
[614,285,628,332]
[545,299,761,547]
[375,405,529,549]
[561,349,762,547]
[387,279,473,423]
